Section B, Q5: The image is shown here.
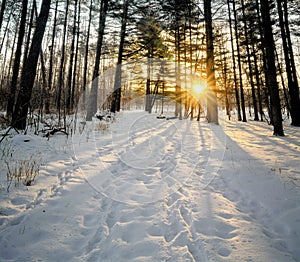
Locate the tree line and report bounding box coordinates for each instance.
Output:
[0,0,299,136]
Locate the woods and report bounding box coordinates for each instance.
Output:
[0,0,299,135]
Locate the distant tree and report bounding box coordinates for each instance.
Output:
[133,5,167,113]
[11,0,51,130]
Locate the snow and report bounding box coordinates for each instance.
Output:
[0,110,300,261]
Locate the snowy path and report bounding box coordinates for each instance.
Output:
[0,111,299,261]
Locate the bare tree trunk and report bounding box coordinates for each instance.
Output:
[45,0,58,114]
[86,0,108,120]
[66,0,78,114]
[233,0,247,122]
[251,41,264,121]
[71,0,81,110]
[260,0,284,136]
[204,0,218,124]
[82,0,93,110]
[57,0,69,123]
[241,0,259,121]
[111,0,129,113]
[277,0,300,126]
[0,7,13,54]
[227,0,241,121]
[0,0,7,31]
[11,0,51,130]
[23,0,36,66]
[7,0,28,118]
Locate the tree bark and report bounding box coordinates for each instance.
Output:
[241,0,259,121]
[66,0,78,113]
[86,0,108,120]
[57,0,69,123]
[233,0,247,122]
[45,0,58,114]
[277,0,300,126]
[11,0,51,130]
[111,0,129,113]
[7,0,28,118]
[227,0,241,121]
[204,0,218,124]
[260,0,284,136]
[0,0,6,31]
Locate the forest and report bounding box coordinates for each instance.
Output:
[1,1,300,261]
[0,0,299,135]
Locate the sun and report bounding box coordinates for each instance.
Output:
[192,83,206,96]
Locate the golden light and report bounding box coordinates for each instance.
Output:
[192,82,206,96]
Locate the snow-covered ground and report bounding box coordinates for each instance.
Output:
[0,110,299,261]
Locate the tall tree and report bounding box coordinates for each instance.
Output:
[71,0,81,110]
[227,0,241,121]
[232,0,247,122]
[11,0,51,129]
[260,0,284,135]
[57,0,70,122]
[111,0,129,113]
[204,0,218,124]
[66,0,79,113]
[86,0,108,120]
[45,0,58,114]
[82,0,93,110]
[241,0,259,121]
[0,0,6,31]
[276,0,300,126]
[7,0,28,118]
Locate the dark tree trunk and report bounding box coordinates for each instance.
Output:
[232,0,247,122]
[82,0,92,110]
[45,0,58,114]
[277,0,300,126]
[111,0,129,113]
[66,0,78,114]
[251,42,264,121]
[0,8,13,54]
[175,27,182,119]
[57,0,69,123]
[7,0,28,118]
[227,0,241,121]
[260,0,284,136]
[204,0,218,124]
[71,0,81,110]
[23,0,36,66]
[145,55,151,113]
[241,0,259,121]
[0,0,6,31]
[86,0,108,120]
[255,0,271,120]
[11,0,51,130]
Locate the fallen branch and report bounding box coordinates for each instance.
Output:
[44,128,69,140]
